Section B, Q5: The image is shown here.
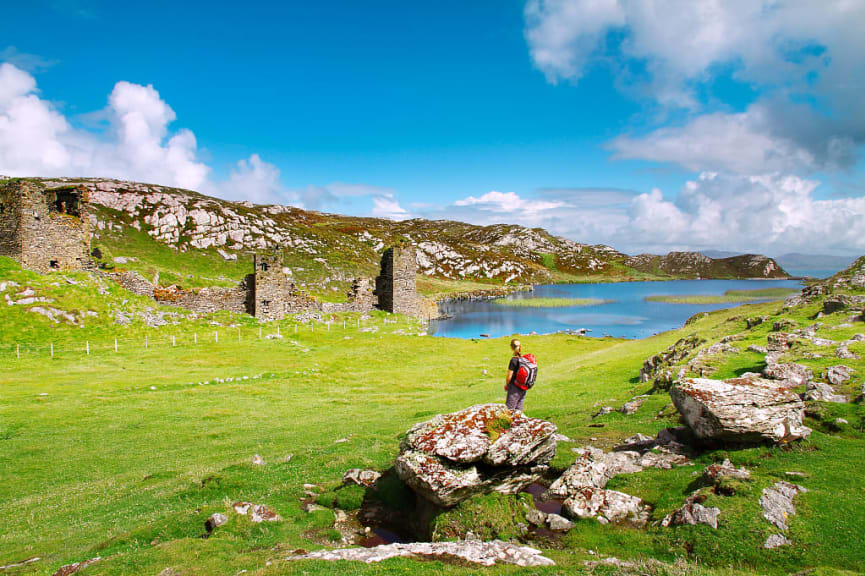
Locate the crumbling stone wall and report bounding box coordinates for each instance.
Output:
[154,280,249,314]
[0,180,91,273]
[376,245,418,315]
[102,270,155,298]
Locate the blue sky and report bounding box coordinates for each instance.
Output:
[1,0,863,256]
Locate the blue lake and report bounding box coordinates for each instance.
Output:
[430,279,804,340]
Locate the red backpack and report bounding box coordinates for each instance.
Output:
[513,354,538,390]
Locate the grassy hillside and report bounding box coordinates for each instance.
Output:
[0,258,862,575]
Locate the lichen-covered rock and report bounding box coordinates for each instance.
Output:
[400,404,556,466]
[670,376,811,444]
[762,360,813,388]
[562,488,649,526]
[660,493,720,529]
[760,482,807,531]
[767,332,798,352]
[232,502,281,522]
[288,539,555,567]
[395,404,556,507]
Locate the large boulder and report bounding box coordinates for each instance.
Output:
[670,377,811,444]
[395,404,556,507]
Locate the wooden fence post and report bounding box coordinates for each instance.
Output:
[86,341,89,355]
[114,338,118,352]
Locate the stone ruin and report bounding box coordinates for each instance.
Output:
[1,179,429,320]
[0,179,92,273]
[375,244,418,315]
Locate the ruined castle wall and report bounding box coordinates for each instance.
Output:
[0,180,91,273]
[253,252,292,320]
[375,245,418,316]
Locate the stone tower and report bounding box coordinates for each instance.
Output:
[0,179,91,273]
[252,251,290,320]
[375,244,417,315]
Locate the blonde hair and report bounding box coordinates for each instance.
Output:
[510,338,522,355]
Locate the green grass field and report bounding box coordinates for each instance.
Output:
[646,287,798,305]
[1,259,863,576]
[493,297,610,308]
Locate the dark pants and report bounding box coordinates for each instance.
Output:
[506,383,526,411]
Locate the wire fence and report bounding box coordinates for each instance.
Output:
[0,314,429,360]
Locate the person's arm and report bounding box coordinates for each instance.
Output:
[505,369,514,391]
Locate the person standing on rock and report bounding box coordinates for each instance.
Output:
[504,338,537,411]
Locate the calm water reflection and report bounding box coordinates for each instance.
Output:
[430,279,803,340]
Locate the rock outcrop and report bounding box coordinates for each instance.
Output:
[394,404,556,507]
[670,376,811,444]
[760,481,807,532]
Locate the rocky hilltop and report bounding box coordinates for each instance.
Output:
[17,177,787,291]
[625,251,787,279]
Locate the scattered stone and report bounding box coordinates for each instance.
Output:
[232,502,281,522]
[836,343,859,360]
[785,471,807,478]
[288,539,555,567]
[701,459,750,483]
[252,454,265,466]
[748,345,768,354]
[342,468,381,488]
[764,534,792,549]
[746,316,768,329]
[563,488,649,526]
[525,507,547,527]
[205,513,228,532]
[619,398,645,415]
[835,418,849,426]
[395,404,556,507]
[670,376,811,444]
[760,482,807,531]
[216,248,237,261]
[51,558,101,576]
[592,406,614,418]
[546,513,575,532]
[660,493,720,529]
[640,335,705,384]
[805,381,848,403]
[825,365,854,386]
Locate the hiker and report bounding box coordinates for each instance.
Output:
[504,338,537,411]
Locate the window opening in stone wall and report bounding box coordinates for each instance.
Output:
[262,300,271,308]
[261,262,269,272]
[51,190,81,217]
[50,260,59,269]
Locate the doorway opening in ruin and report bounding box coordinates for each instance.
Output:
[49,260,59,269]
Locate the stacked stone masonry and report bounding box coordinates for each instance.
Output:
[0,180,92,273]
[376,245,418,315]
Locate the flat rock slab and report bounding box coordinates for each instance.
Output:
[289,540,555,567]
[670,376,811,444]
[760,481,807,532]
[702,459,750,483]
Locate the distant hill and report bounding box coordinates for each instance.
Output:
[625,251,787,279]
[5,177,788,298]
